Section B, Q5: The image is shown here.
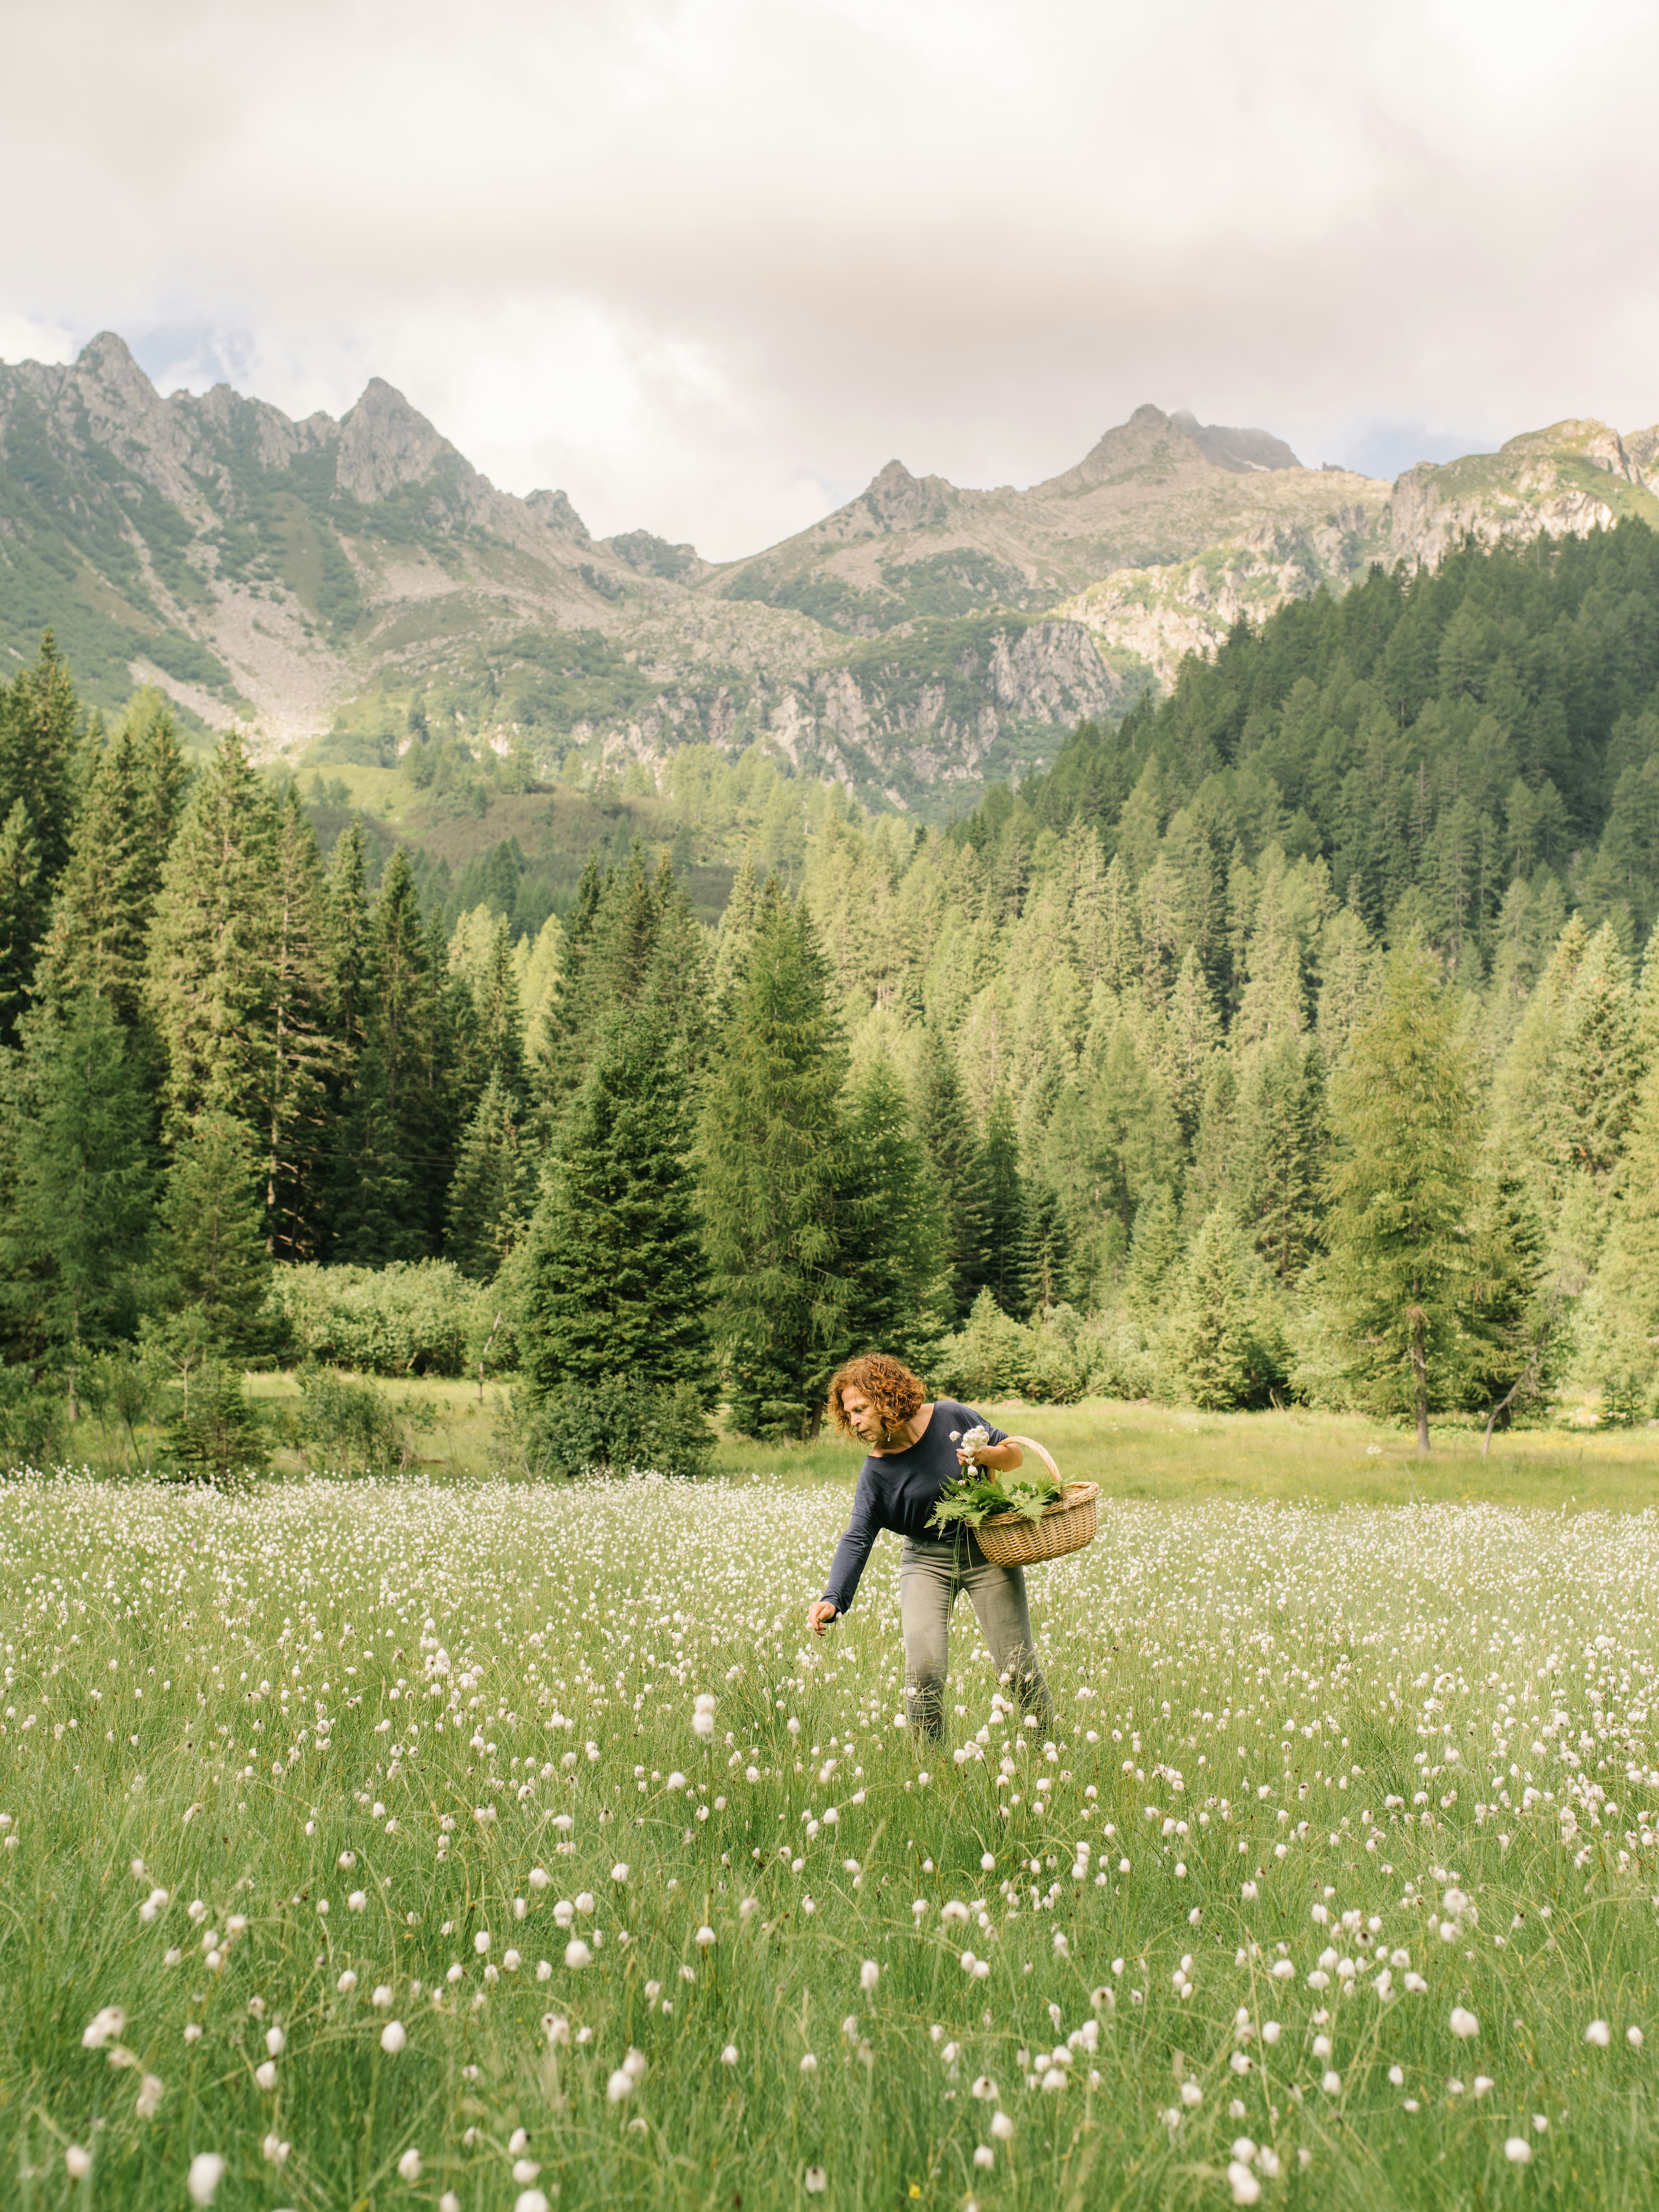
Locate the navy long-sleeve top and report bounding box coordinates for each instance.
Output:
[820,1399,1010,1616]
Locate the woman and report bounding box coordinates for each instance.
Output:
[807,1351,1052,1740]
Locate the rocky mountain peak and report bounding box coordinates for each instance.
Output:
[335,377,474,504]
[75,330,156,404]
[525,486,591,541]
[858,458,953,533]
[1170,408,1302,473]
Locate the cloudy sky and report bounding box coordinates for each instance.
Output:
[5,0,1657,559]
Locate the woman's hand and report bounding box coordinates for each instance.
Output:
[808,1599,838,1636]
[957,1441,1025,1472]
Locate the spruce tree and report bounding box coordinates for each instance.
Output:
[159,1110,273,1354]
[700,884,849,1437]
[0,630,79,885]
[838,1051,945,1370]
[0,998,156,1394]
[520,999,709,1398]
[1017,1173,1073,1317]
[0,801,42,1043]
[1125,1185,1183,1321]
[145,733,279,1134]
[1465,1158,1554,1439]
[911,1024,988,1323]
[1323,938,1481,1452]
[260,789,337,1258]
[1170,1205,1264,1410]
[977,1091,1024,1313]
[1230,1034,1327,1281]
[445,1073,536,1281]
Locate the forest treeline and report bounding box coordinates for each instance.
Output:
[4,518,1659,1474]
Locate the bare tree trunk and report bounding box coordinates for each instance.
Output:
[1483,1348,1542,1458]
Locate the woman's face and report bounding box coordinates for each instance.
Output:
[840,1388,887,1447]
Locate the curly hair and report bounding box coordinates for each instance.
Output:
[826,1352,927,1440]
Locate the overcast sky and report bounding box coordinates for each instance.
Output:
[5,0,1658,559]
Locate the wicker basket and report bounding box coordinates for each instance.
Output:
[971,1435,1100,1567]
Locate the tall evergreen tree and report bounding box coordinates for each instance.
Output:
[0,630,79,884]
[0,998,156,1394]
[144,733,279,1134]
[1323,938,1481,1453]
[521,998,709,1398]
[1230,1034,1328,1282]
[158,1110,273,1355]
[911,1024,988,1324]
[700,884,849,1437]
[0,801,42,1043]
[1016,1173,1073,1317]
[976,1091,1024,1314]
[260,789,337,1258]
[445,1073,536,1281]
[1170,1205,1268,1410]
[838,1051,945,1370]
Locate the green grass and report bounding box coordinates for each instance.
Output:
[6,1464,1659,2209]
[712,1396,1659,1513]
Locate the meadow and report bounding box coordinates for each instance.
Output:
[6,1424,1659,2209]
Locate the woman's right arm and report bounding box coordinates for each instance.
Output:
[810,1470,879,1632]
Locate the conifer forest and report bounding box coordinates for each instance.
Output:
[6,522,1659,1473]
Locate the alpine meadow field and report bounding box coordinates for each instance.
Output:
[8,1461,1659,2211]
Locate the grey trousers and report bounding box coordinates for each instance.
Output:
[899,1534,1053,1740]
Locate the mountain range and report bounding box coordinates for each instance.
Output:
[3,332,1658,814]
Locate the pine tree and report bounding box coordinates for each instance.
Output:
[1125,1185,1183,1321]
[977,1091,1024,1313]
[0,630,79,885]
[470,916,528,1097]
[260,790,337,1258]
[0,801,42,1042]
[331,851,450,1262]
[700,884,849,1437]
[1230,1035,1327,1282]
[1017,1173,1072,1317]
[911,1024,988,1323]
[521,1001,710,1398]
[1464,1158,1554,1441]
[838,1051,945,1369]
[1170,1205,1264,1410]
[159,1111,273,1355]
[1323,938,1481,1452]
[0,997,156,1393]
[445,1073,536,1280]
[144,733,279,1134]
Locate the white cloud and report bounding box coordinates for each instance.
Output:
[4,0,1659,555]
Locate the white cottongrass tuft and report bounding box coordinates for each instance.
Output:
[1586,2019,1612,2047]
[861,1960,880,1992]
[695,1925,715,1947]
[804,2169,827,2195]
[380,2020,407,2054]
[1449,2007,1479,2039]
[515,2194,550,2212]
[82,2006,125,2049]
[1505,2138,1532,2164]
[1227,2161,1262,2206]
[397,2148,423,2182]
[255,2060,278,2091]
[800,2052,818,2073]
[186,2152,226,2205]
[611,1863,630,1883]
[1630,2026,1645,2048]
[607,2068,633,2103]
[721,2045,738,2064]
[973,2146,995,2170]
[136,2074,164,2120]
[65,2146,92,2180]
[564,1939,593,1970]
[990,2111,1014,2141]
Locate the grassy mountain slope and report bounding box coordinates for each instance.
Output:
[3,337,1659,820]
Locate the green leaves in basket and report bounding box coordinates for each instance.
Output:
[929,1463,1063,1532]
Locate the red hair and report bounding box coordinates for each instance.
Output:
[826,1353,926,1438]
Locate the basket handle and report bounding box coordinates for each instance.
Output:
[1001,1434,1060,1484]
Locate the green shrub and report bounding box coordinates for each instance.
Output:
[0,1365,67,1470]
[267,1261,506,1378]
[161,1362,267,1485]
[289,1367,431,1475]
[510,1378,715,1480]
[931,1290,1087,1406]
